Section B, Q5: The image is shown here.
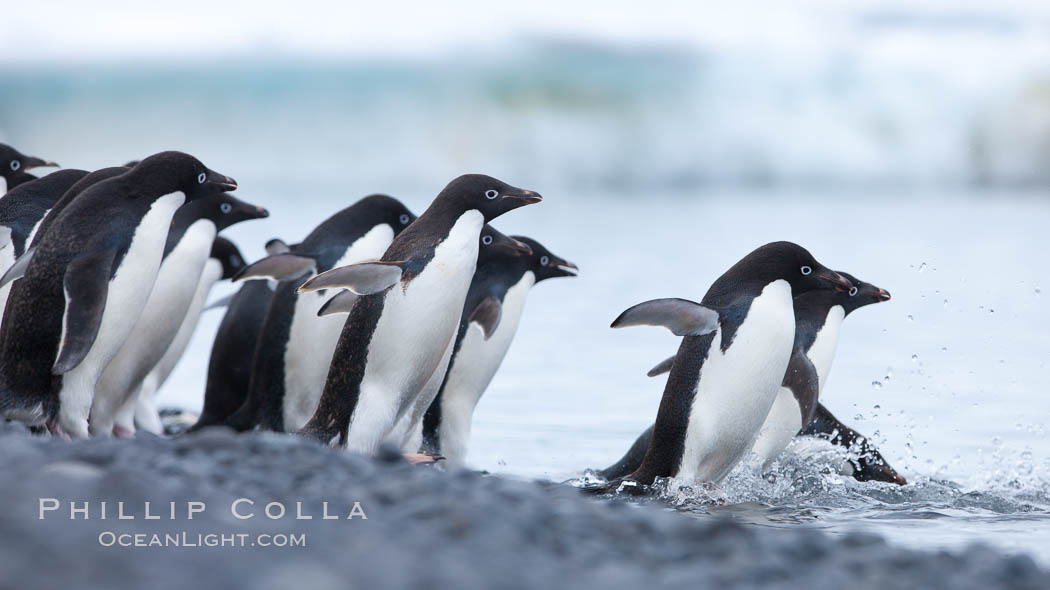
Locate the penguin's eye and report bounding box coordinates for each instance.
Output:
[399,214,410,225]
[482,235,493,245]
[10,160,20,171]
[220,203,233,214]
[800,265,812,276]
[197,172,207,184]
[485,189,499,200]
[849,286,858,296]
[540,255,549,266]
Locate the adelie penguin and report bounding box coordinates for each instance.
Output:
[0,143,58,196]
[296,174,541,453]
[127,237,248,435]
[221,195,416,433]
[0,169,89,316]
[90,193,268,437]
[591,241,851,493]
[189,238,291,430]
[395,236,577,468]
[600,272,906,486]
[0,166,134,311]
[380,230,561,455]
[0,151,237,437]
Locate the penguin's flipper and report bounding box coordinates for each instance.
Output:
[646,355,675,377]
[264,238,292,255]
[203,292,236,311]
[317,290,359,316]
[52,247,117,375]
[467,296,502,340]
[610,298,719,336]
[298,261,405,296]
[233,253,316,282]
[0,247,35,289]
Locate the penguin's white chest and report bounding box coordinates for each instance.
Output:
[360,211,483,416]
[678,280,795,483]
[807,305,844,391]
[0,177,7,196]
[437,272,535,465]
[0,225,14,315]
[282,223,396,431]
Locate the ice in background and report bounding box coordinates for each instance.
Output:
[1,0,1048,564]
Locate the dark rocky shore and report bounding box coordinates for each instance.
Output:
[0,421,1042,590]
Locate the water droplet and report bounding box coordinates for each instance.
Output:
[854,414,865,421]
[911,354,919,363]
[907,314,914,322]
[988,308,995,314]
[941,346,948,353]
[873,404,881,410]
[1036,288,1042,296]
[871,380,882,390]
[918,262,928,273]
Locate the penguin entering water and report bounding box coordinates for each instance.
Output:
[0,169,89,316]
[297,175,541,453]
[0,143,58,196]
[399,236,577,468]
[128,237,248,435]
[222,195,416,433]
[188,238,289,431]
[599,272,906,485]
[595,241,850,491]
[90,193,267,436]
[0,151,237,437]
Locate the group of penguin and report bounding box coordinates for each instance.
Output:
[0,141,906,490]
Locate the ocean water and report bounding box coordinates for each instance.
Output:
[1,47,1048,565]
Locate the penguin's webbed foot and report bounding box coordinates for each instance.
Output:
[402,453,445,466]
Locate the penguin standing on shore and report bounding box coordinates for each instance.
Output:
[0,151,237,437]
[90,193,267,436]
[296,175,541,453]
[403,236,577,467]
[596,242,851,490]
[124,237,248,435]
[0,169,89,315]
[188,238,289,430]
[0,167,134,301]
[0,143,58,196]
[600,272,906,485]
[223,195,416,433]
[381,229,557,454]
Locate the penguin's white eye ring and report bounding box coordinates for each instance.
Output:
[540,255,549,266]
[485,189,499,200]
[10,160,20,171]
[482,235,493,245]
[399,214,410,225]
[220,203,233,214]
[197,172,207,184]
[800,265,812,275]
[849,286,858,296]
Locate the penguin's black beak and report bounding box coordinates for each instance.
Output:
[503,190,543,206]
[815,269,853,292]
[22,156,58,170]
[549,257,579,277]
[875,287,891,302]
[245,205,269,219]
[207,170,238,191]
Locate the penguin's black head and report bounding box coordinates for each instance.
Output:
[725,241,852,297]
[355,195,417,236]
[199,193,269,231]
[0,143,58,179]
[837,271,891,315]
[211,237,247,280]
[131,151,238,200]
[511,236,579,282]
[478,225,533,262]
[437,174,542,222]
